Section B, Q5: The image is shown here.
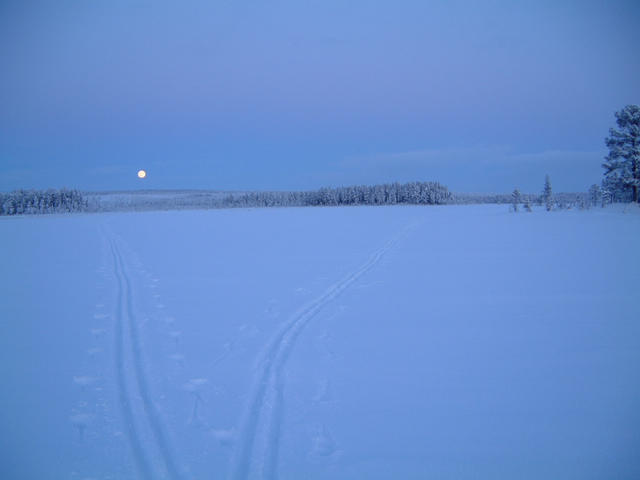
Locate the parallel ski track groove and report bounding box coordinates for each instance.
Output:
[110,235,183,480]
[109,240,154,480]
[228,223,417,480]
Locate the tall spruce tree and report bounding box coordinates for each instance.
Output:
[603,105,640,203]
[543,175,553,211]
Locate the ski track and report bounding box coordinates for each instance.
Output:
[228,222,418,480]
[108,233,183,480]
[109,239,155,480]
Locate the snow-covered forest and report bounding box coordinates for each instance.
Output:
[88,181,453,213]
[0,188,87,215]
[0,181,449,215]
[0,180,620,216]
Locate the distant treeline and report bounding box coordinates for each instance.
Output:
[0,182,451,215]
[452,191,588,207]
[0,181,611,216]
[222,181,452,208]
[0,188,87,215]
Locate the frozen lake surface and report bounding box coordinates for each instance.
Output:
[1,204,639,479]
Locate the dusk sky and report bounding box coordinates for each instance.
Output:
[1,0,639,193]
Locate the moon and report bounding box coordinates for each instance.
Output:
[137,170,147,179]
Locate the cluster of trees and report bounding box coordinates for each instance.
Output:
[0,188,87,215]
[452,192,538,205]
[509,175,599,212]
[505,104,639,213]
[508,102,639,213]
[221,181,452,208]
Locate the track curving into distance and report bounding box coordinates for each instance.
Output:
[228,222,419,480]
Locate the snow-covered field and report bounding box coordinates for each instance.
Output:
[1,204,639,480]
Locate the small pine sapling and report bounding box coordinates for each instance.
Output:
[511,188,521,212]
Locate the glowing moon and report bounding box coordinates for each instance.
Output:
[137,170,147,179]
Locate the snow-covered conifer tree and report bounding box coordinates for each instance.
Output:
[588,184,601,207]
[511,188,521,212]
[603,105,640,203]
[543,175,553,211]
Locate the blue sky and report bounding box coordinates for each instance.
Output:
[1,0,639,193]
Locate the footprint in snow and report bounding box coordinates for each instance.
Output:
[309,425,339,461]
[93,313,109,320]
[238,324,259,337]
[87,347,102,358]
[183,378,208,425]
[69,412,93,441]
[183,377,208,392]
[169,331,182,349]
[265,299,279,317]
[169,353,185,367]
[210,428,235,447]
[73,376,97,391]
[90,328,106,338]
[312,379,332,404]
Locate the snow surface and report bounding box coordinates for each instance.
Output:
[0,205,639,479]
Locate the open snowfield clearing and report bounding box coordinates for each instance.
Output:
[1,204,639,479]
